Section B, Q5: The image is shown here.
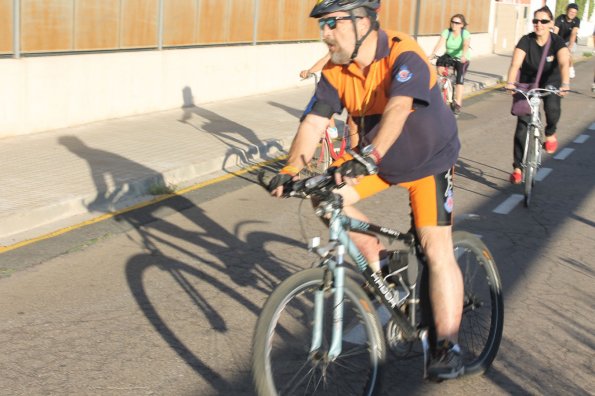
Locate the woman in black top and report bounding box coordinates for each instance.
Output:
[505,6,570,184]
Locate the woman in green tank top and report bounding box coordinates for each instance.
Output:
[429,14,471,115]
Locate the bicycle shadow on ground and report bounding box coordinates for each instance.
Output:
[455,110,478,121]
[116,172,313,392]
[121,210,309,392]
[455,157,504,194]
[59,134,309,392]
[179,86,285,173]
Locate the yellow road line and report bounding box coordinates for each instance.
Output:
[0,156,286,254]
[2,76,518,254]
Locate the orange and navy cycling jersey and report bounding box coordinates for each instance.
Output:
[304,29,460,184]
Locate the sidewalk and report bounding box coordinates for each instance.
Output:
[0,49,587,248]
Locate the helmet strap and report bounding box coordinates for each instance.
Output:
[349,10,376,61]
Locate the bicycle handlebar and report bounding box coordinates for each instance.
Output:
[258,169,338,199]
[505,86,566,98]
[301,72,319,84]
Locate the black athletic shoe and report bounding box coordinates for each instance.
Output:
[427,340,464,380]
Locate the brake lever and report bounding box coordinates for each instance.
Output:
[347,147,378,175]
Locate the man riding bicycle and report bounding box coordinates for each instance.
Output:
[268,0,464,380]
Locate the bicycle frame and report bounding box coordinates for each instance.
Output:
[521,94,544,172]
[308,192,428,363]
[432,56,456,106]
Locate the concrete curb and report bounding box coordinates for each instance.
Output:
[0,138,290,247]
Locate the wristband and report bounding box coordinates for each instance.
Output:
[280,165,299,176]
[369,147,382,164]
[560,83,570,87]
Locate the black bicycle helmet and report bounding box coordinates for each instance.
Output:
[310,0,380,18]
[310,0,380,61]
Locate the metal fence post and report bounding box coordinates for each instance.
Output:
[158,0,164,50]
[13,0,20,58]
[413,0,421,40]
[252,0,259,45]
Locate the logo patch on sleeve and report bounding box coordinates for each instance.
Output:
[397,66,413,82]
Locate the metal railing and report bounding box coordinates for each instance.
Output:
[4,0,490,59]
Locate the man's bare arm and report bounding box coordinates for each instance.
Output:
[285,114,330,170]
[369,95,414,158]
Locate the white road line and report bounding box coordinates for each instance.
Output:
[535,167,552,181]
[553,148,574,160]
[589,123,595,131]
[574,135,590,144]
[493,194,524,214]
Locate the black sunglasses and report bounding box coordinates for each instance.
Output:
[450,20,463,24]
[532,18,551,24]
[318,15,363,30]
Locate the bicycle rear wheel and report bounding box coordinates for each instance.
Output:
[445,79,454,106]
[439,78,453,106]
[299,136,332,178]
[252,268,385,396]
[524,130,538,207]
[452,231,504,377]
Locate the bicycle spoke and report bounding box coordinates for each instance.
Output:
[452,232,504,375]
[254,269,383,395]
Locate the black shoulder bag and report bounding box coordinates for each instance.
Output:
[511,34,551,117]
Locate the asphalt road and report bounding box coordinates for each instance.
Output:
[1,59,594,395]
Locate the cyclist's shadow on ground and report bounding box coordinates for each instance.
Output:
[60,135,303,391]
[179,86,284,172]
[455,157,505,192]
[59,135,168,212]
[121,198,304,393]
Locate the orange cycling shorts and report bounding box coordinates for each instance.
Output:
[352,168,455,228]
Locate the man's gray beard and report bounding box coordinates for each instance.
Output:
[330,49,351,65]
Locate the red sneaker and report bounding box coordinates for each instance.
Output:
[510,170,522,184]
[544,136,558,154]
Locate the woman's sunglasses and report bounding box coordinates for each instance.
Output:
[532,18,551,25]
[318,15,363,30]
[450,20,463,24]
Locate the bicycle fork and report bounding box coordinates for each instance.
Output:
[309,243,346,360]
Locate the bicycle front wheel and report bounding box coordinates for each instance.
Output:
[524,130,538,207]
[453,231,504,377]
[252,268,386,396]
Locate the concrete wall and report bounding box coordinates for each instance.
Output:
[0,32,494,139]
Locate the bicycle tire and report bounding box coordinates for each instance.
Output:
[452,231,504,377]
[299,136,332,178]
[445,79,454,105]
[524,129,538,207]
[252,267,386,396]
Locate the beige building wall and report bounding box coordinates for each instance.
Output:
[0,0,496,138]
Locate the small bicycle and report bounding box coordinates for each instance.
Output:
[431,54,457,112]
[507,86,562,207]
[300,73,349,178]
[252,167,504,395]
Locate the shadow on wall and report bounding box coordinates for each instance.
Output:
[178,86,285,172]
